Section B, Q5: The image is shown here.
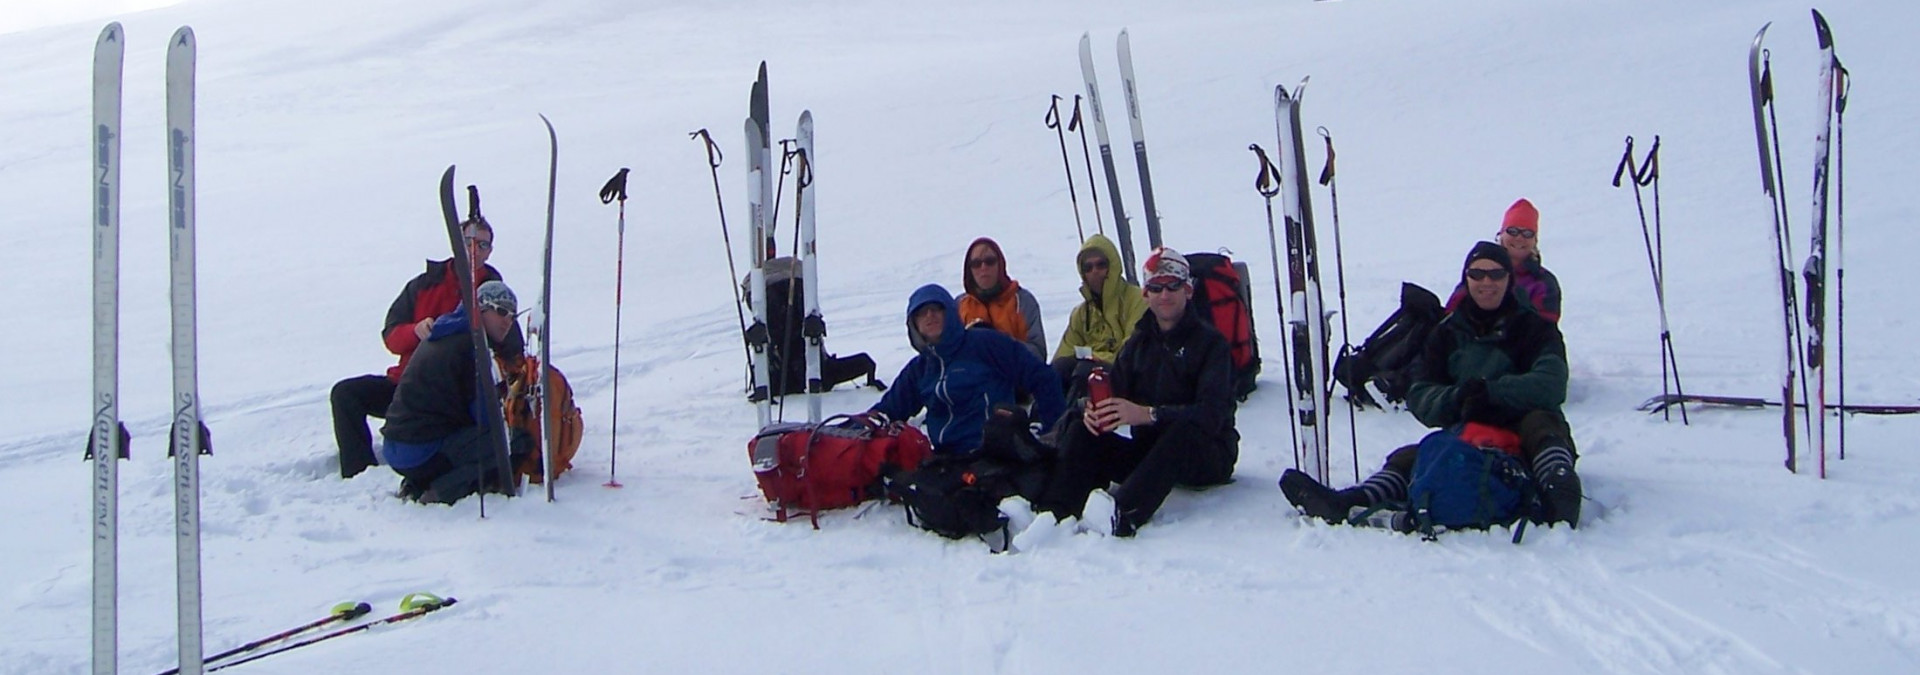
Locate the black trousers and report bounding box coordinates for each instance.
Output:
[331,374,395,478]
[1040,412,1236,524]
[391,425,494,505]
[1383,410,1577,475]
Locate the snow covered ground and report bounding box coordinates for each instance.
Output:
[4,0,1919,672]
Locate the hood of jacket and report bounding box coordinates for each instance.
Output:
[905,283,966,357]
[961,237,1014,299]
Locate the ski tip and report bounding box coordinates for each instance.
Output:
[171,25,193,47]
[1812,9,1833,48]
[99,22,121,42]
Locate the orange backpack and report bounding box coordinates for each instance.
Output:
[500,356,583,484]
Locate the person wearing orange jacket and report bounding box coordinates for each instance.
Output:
[330,216,522,479]
[958,237,1047,360]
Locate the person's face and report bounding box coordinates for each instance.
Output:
[1143,278,1192,322]
[466,227,494,266]
[967,244,1001,292]
[479,305,515,342]
[1080,254,1110,292]
[1498,226,1536,264]
[1466,260,1510,311]
[913,303,944,344]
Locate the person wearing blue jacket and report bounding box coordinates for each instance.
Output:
[869,284,1066,456]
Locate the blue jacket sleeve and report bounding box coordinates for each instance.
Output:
[869,358,924,422]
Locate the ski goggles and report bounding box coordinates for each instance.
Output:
[1502,227,1535,239]
[1144,280,1188,294]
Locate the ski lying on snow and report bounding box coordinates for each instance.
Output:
[1638,393,1917,416]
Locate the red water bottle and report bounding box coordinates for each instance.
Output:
[1086,367,1112,433]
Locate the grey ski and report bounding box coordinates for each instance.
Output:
[166,25,209,675]
[1079,32,1138,283]
[89,21,126,675]
[537,114,558,501]
[1747,23,1801,473]
[1804,9,1841,478]
[1115,29,1163,251]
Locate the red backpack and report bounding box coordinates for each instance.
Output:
[1184,251,1262,399]
[748,415,931,527]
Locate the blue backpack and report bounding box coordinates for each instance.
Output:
[1407,428,1535,540]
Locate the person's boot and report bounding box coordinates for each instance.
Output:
[1536,464,1583,529]
[1279,469,1362,525]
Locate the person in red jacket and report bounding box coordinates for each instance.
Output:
[330,217,519,478]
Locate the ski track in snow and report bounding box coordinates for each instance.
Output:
[6,0,1920,673]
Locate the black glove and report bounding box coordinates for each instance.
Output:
[1457,378,1492,423]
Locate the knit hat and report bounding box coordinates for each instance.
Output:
[475,280,517,315]
[1502,198,1539,234]
[1463,241,1513,277]
[1143,247,1191,286]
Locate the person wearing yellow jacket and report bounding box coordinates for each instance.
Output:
[1051,234,1147,398]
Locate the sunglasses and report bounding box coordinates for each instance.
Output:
[1144,280,1188,294]
[481,304,515,316]
[467,237,494,251]
[1465,268,1510,282]
[1080,259,1110,274]
[968,255,1000,270]
[1502,227,1535,240]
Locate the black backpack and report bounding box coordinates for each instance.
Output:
[886,406,1052,547]
[750,258,884,399]
[1183,251,1261,400]
[1332,282,1443,407]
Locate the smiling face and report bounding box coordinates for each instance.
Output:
[913,303,945,344]
[1498,226,1536,264]
[1466,260,1511,311]
[1143,278,1191,324]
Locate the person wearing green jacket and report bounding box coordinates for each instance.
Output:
[1280,241,1583,528]
[1051,234,1148,398]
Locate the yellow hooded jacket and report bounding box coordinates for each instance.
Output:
[1053,234,1148,363]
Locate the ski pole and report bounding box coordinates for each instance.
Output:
[597,168,630,489]
[158,602,371,675]
[206,594,456,673]
[1071,94,1104,236]
[1826,56,1851,448]
[1315,126,1360,484]
[1046,94,1086,242]
[1249,143,1300,470]
[773,146,814,422]
[690,130,755,395]
[1612,136,1688,424]
[1638,136,1689,425]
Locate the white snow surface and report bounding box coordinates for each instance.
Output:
[5,0,1919,673]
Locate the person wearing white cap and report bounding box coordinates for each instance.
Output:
[380,280,527,504]
[1031,247,1240,538]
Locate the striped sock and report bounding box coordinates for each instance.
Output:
[1533,445,1576,478]
[1354,468,1409,506]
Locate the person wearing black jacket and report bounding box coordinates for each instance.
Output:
[381,280,525,504]
[1035,248,1240,537]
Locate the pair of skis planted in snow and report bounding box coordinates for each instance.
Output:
[1077,29,1163,284]
[89,23,211,675]
[742,63,827,428]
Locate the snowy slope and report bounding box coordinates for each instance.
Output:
[4,0,1919,673]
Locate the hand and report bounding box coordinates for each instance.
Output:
[414,317,434,340]
[1458,378,1492,422]
[1084,397,1150,434]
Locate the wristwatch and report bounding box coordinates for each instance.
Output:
[1147,406,1159,425]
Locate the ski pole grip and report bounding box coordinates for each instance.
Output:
[1635,136,1660,185]
[690,128,723,169]
[1046,94,1062,129]
[599,168,629,204]
[1610,136,1635,188]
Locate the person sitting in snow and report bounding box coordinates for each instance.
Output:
[1446,198,1562,323]
[381,280,528,504]
[1050,234,1147,399]
[329,215,520,479]
[957,237,1048,360]
[1031,248,1240,538]
[867,284,1066,456]
[1282,241,1583,528]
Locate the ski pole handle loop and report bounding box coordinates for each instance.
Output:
[599,168,629,204]
[399,592,446,612]
[1611,135,1636,188]
[1635,136,1660,186]
[1315,126,1336,187]
[1248,144,1281,199]
[690,128,724,169]
[795,148,813,189]
[1068,94,1083,132]
[1045,94,1063,129]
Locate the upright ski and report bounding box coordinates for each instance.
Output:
[166,26,209,675]
[751,63,773,264]
[1804,10,1841,479]
[1275,80,1330,484]
[796,111,824,424]
[1115,29,1163,251]
[88,22,126,675]
[437,170,514,498]
[1747,23,1801,473]
[744,115,773,429]
[537,114,559,501]
[1078,33,1138,283]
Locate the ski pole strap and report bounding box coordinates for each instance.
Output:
[1068,94,1082,131]
[690,128,724,169]
[1634,136,1660,186]
[599,168,630,204]
[1248,144,1281,198]
[1045,94,1063,129]
[1315,126,1336,186]
[1610,135,1636,188]
[1835,60,1850,114]
[795,148,812,189]
[399,592,448,612]
[466,185,483,220]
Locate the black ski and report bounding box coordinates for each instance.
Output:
[438,168,514,498]
[1638,393,1918,416]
